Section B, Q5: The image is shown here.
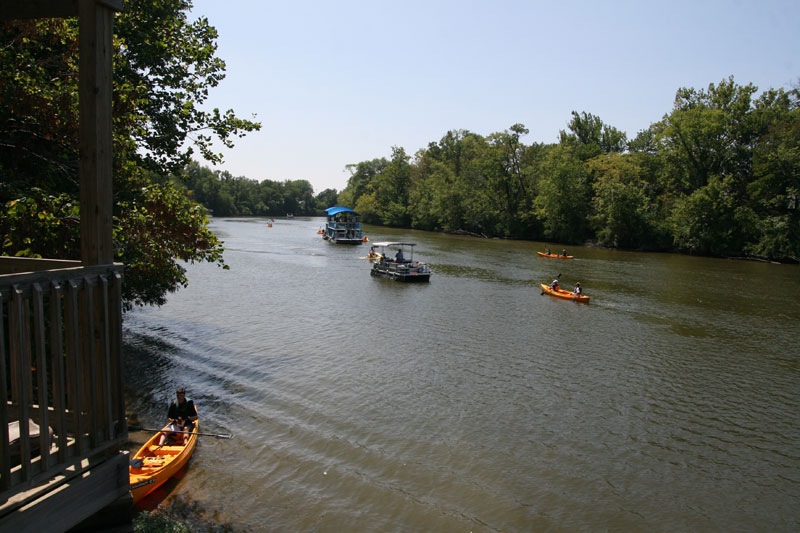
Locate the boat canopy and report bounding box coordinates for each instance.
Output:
[325,206,358,216]
[371,242,416,247]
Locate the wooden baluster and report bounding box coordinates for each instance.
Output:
[32,283,51,472]
[9,285,31,481]
[49,281,68,463]
[98,274,113,443]
[0,292,10,489]
[82,276,99,450]
[110,270,126,439]
[64,280,84,454]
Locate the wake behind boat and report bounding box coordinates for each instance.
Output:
[370,242,431,282]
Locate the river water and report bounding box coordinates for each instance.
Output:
[123,216,799,532]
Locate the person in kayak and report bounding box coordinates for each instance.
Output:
[561,249,567,257]
[551,279,560,290]
[159,387,198,445]
[574,282,582,296]
[545,248,551,255]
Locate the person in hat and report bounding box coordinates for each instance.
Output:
[159,387,198,445]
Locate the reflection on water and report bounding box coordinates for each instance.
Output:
[123,217,800,531]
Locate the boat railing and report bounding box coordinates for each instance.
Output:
[325,221,362,231]
[0,260,127,511]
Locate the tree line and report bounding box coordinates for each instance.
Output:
[182,76,798,262]
[333,77,798,262]
[178,161,337,217]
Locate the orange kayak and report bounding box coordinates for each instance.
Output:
[129,420,198,504]
[537,251,573,259]
[540,283,590,303]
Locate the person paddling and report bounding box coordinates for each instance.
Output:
[159,387,198,445]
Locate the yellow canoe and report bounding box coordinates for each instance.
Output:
[540,283,590,303]
[129,421,198,504]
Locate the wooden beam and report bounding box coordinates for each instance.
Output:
[0,0,123,20]
[0,257,82,275]
[79,0,114,265]
[0,0,122,21]
[0,0,78,20]
[0,452,129,532]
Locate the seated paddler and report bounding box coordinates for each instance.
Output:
[159,387,198,445]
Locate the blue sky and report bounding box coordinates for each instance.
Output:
[189,0,799,193]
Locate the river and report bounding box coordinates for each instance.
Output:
[122,216,800,532]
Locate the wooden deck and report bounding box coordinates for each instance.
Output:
[0,262,129,531]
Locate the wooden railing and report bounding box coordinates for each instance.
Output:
[0,261,127,510]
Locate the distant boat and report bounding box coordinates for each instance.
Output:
[370,242,431,282]
[287,213,294,218]
[537,251,573,259]
[322,206,365,244]
[362,247,383,260]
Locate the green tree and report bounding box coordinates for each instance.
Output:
[314,188,339,212]
[559,111,627,159]
[669,174,753,255]
[482,124,534,237]
[534,145,592,243]
[658,76,799,258]
[0,2,259,308]
[588,153,665,249]
[745,93,800,260]
[659,76,758,195]
[116,183,225,309]
[364,146,412,226]
[339,157,389,218]
[113,0,260,175]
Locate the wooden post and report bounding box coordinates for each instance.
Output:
[79,0,115,266]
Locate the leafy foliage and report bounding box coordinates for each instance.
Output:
[588,153,665,249]
[329,77,799,261]
[1,188,80,258]
[116,182,228,310]
[180,161,329,216]
[1,2,260,308]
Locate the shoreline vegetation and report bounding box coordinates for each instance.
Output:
[181,76,799,265]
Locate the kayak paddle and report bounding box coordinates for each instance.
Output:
[129,426,234,439]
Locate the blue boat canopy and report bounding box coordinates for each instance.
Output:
[325,206,358,216]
